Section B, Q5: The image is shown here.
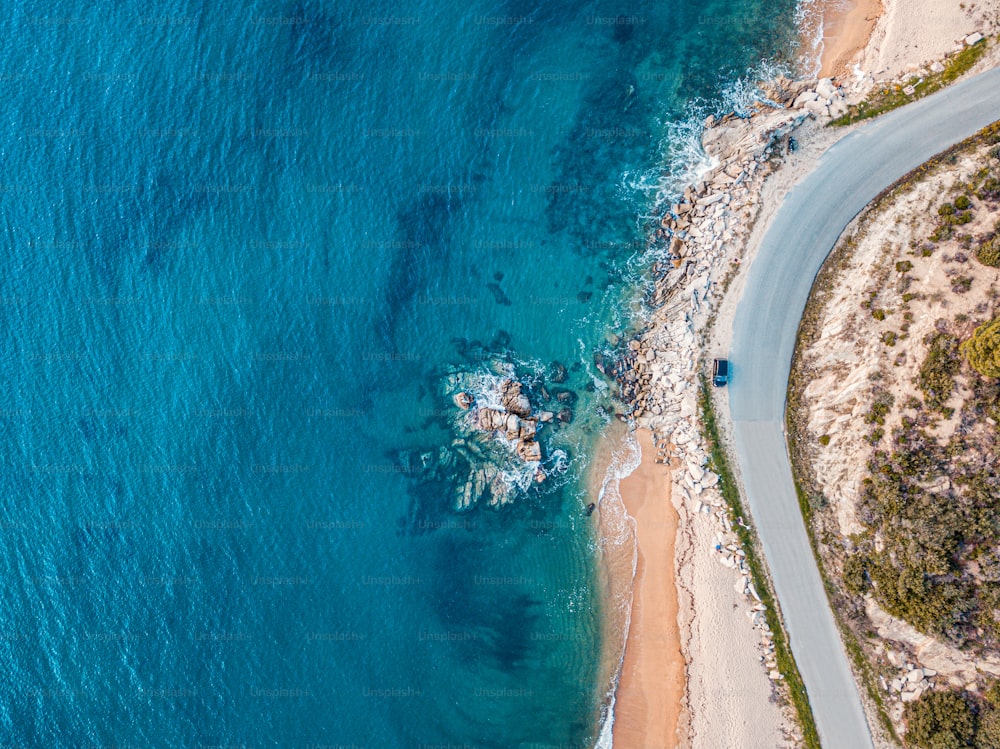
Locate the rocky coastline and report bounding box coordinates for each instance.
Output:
[605,73,853,704]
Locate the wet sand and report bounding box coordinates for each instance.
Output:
[820,0,883,78]
[611,429,683,749]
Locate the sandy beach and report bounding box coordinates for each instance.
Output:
[611,429,683,749]
[819,0,884,78]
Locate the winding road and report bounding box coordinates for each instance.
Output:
[729,65,1000,748]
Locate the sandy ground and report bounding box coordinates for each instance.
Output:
[857,0,999,82]
[820,0,884,79]
[611,429,684,749]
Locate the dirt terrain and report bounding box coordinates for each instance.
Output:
[789,134,1000,736]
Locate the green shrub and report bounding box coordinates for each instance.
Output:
[952,276,973,294]
[843,554,870,596]
[977,236,1000,267]
[864,391,894,425]
[939,203,956,216]
[978,709,1000,749]
[955,195,972,210]
[919,332,961,412]
[962,317,1000,377]
[932,225,954,242]
[903,690,975,749]
[985,681,1000,709]
[818,434,831,446]
[897,260,914,273]
[873,308,887,321]
[883,331,898,346]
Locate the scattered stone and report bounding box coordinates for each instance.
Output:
[453,391,474,409]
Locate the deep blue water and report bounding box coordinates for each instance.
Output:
[0,1,799,746]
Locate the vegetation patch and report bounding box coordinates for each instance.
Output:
[976,231,1000,267]
[786,124,1000,742]
[963,316,1000,377]
[917,330,961,413]
[830,38,991,127]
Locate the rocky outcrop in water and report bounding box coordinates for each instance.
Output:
[401,359,577,513]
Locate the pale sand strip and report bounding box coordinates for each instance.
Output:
[819,0,884,78]
[611,429,683,749]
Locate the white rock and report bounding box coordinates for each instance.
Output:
[804,99,829,117]
[702,471,719,488]
[966,32,984,46]
[816,77,836,99]
[793,90,819,108]
[930,61,946,74]
[901,690,921,703]
[907,668,924,683]
[829,100,848,118]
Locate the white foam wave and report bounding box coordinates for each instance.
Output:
[634,58,793,216]
[795,0,829,78]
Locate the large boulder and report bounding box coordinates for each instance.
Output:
[793,90,819,109]
[516,439,542,462]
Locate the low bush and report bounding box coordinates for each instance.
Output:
[962,317,1000,377]
[977,235,1000,267]
[903,690,975,749]
[919,331,961,412]
[952,276,973,294]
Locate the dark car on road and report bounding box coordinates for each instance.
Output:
[712,358,729,387]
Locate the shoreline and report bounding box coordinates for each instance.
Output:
[819,0,883,79]
[609,428,683,749]
[598,0,998,744]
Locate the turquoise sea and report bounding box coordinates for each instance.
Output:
[0,1,802,745]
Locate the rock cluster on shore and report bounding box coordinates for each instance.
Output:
[612,77,846,425]
[606,74,856,690]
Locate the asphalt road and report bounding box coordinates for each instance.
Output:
[729,65,1000,749]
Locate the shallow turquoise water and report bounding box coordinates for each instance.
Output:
[0,0,799,745]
